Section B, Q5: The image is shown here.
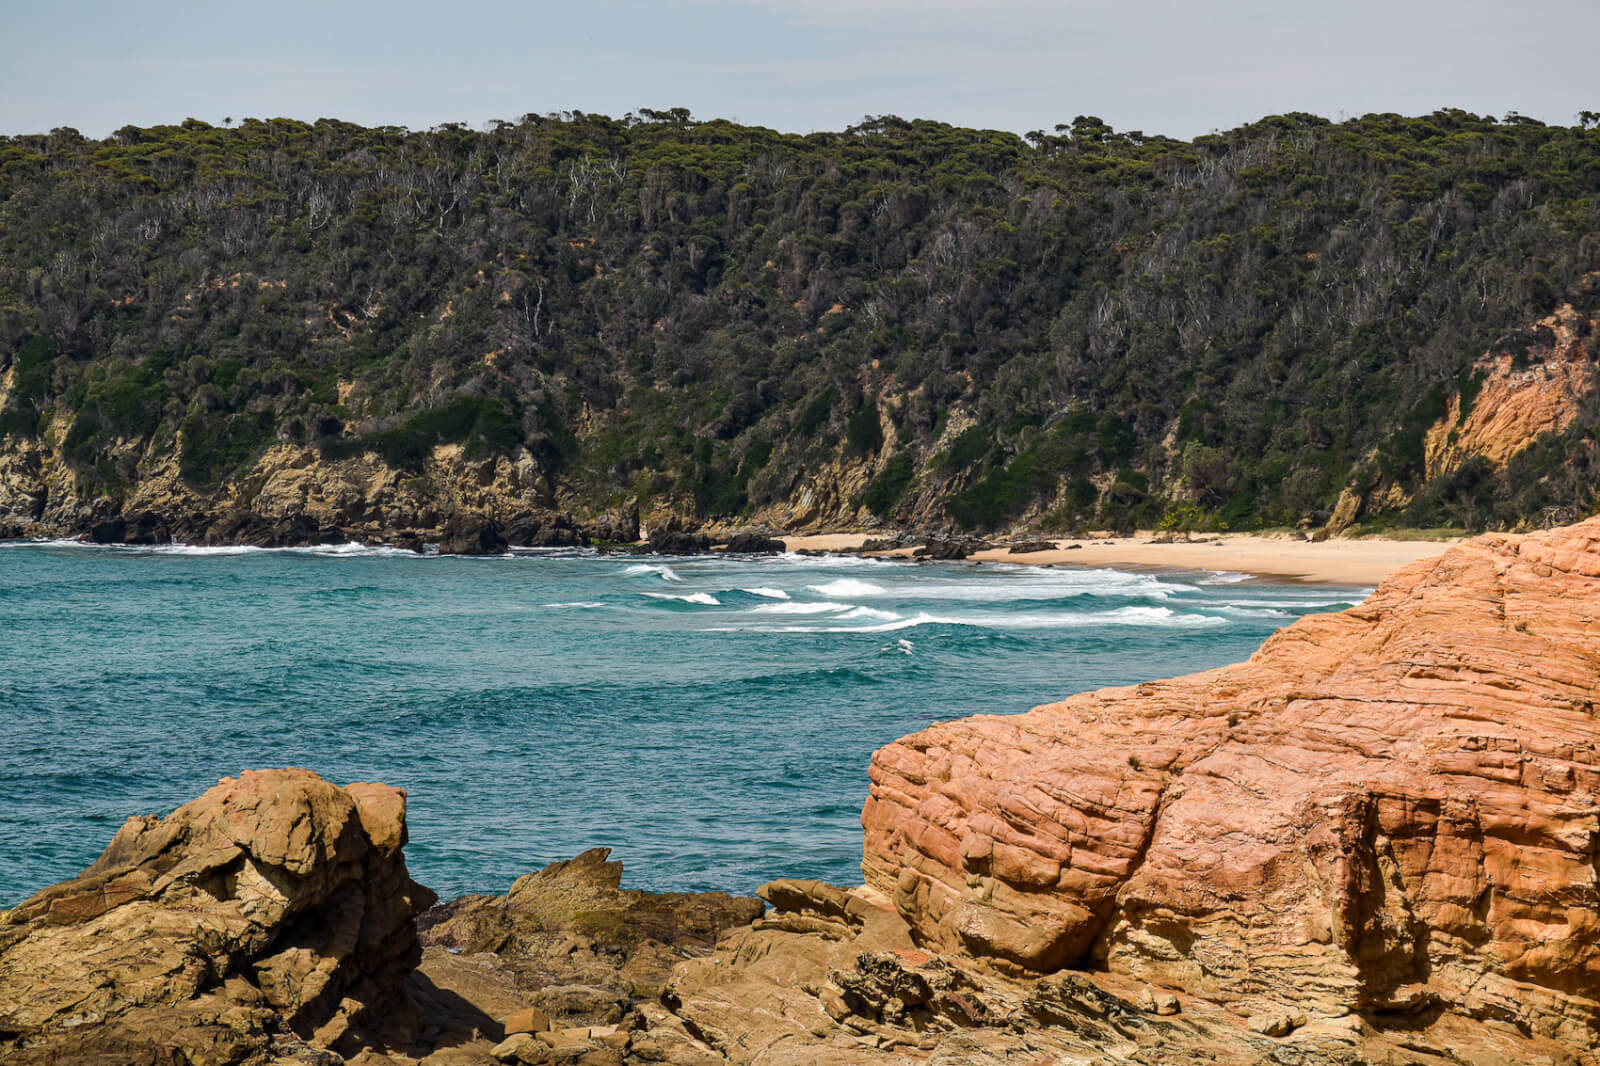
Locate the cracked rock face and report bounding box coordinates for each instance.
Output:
[862,518,1600,1045]
[0,768,435,1064]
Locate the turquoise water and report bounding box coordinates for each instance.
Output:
[0,541,1367,905]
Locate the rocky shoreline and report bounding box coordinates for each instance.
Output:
[4,518,1598,1065]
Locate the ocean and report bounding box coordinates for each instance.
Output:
[0,541,1368,905]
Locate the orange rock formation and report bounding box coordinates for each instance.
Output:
[863,517,1600,1045]
[1425,302,1596,477]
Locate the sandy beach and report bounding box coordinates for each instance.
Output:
[781,531,1466,585]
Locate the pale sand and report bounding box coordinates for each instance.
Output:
[781,532,1465,586]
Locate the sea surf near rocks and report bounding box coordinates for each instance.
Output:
[3,517,1598,1064]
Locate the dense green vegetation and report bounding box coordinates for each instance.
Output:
[1,108,1597,530]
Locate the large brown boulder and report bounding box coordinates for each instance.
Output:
[418,848,762,1021]
[863,517,1600,1047]
[0,768,435,1064]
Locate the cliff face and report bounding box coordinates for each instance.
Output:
[863,517,1600,1044]
[1425,302,1597,478]
[0,433,576,545]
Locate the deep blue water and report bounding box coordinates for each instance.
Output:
[0,541,1368,905]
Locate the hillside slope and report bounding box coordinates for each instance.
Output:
[1,110,1597,542]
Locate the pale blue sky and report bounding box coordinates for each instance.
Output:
[2,0,1593,138]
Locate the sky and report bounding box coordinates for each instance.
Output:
[1,0,1593,140]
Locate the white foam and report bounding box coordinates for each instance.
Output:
[1199,570,1253,584]
[543,601,605,609]
[741,587,790,599]
[837,606,900,621]
[625,563,682,582]
[776,606,1228,634]
[896,638,915,655]
[644,591,721,606]
[775,551,890,568]
[0,539,430,558]
[887,573,1181,602]
[805,578,887,597]
[1215,605,1294,619]
[1218,598,1357,609]
[751,601,852,615]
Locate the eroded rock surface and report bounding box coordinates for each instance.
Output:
[1426,302,1597,478]
[862,518,1600,1051]
[413,847,765,1064]
[0,768,435,1064]
[645,876,1589,1065]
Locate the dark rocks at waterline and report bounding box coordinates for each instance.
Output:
[505,512,588,548]
[583,507,641,545]
[721,531,785,554]
[85,511,173,546]
[913,536,994,560]
[642,530,712,555]
[438,514,509,555]
[859,532,923,552]
[203,510,347,547]
[388,531,428,553]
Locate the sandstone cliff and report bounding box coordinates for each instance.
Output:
[1425,302,1597,479]
[863,516,1600,1049]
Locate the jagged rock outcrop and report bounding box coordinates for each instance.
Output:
[0,768,435,1064]
[414,848,765,1063]
[438,513,510,555]
[647,874,1589,1065]
[1426,303,1597,478]
[720,530,786,554]
[862,517,1600,1049]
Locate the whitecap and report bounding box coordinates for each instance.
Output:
[0,539,435,558]
[837,606,900,621]
[1218,597,1358,609]
[777,605,1227,634]
[543,601,606,609]
[896,638,915,655]
[1213,605,1294,619]
[644,591,720,606]
[624,563,682,581]
[741,587,790,599]
[780,613,937,634]
[1199,570,1253,584]
[751,601,852,615]
[889,572,1181,602]
[805,578,887,597]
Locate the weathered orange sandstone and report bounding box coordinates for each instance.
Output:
[863,517,1600,1044]
[1425,301,1596,478]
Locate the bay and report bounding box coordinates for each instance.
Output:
[0,541,1367,904]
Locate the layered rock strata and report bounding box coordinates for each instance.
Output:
[863,517,1600,1046]
[0,768,435,1064]
[652,878,1588,1065]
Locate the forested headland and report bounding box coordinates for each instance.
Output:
[1,108,1597,542]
